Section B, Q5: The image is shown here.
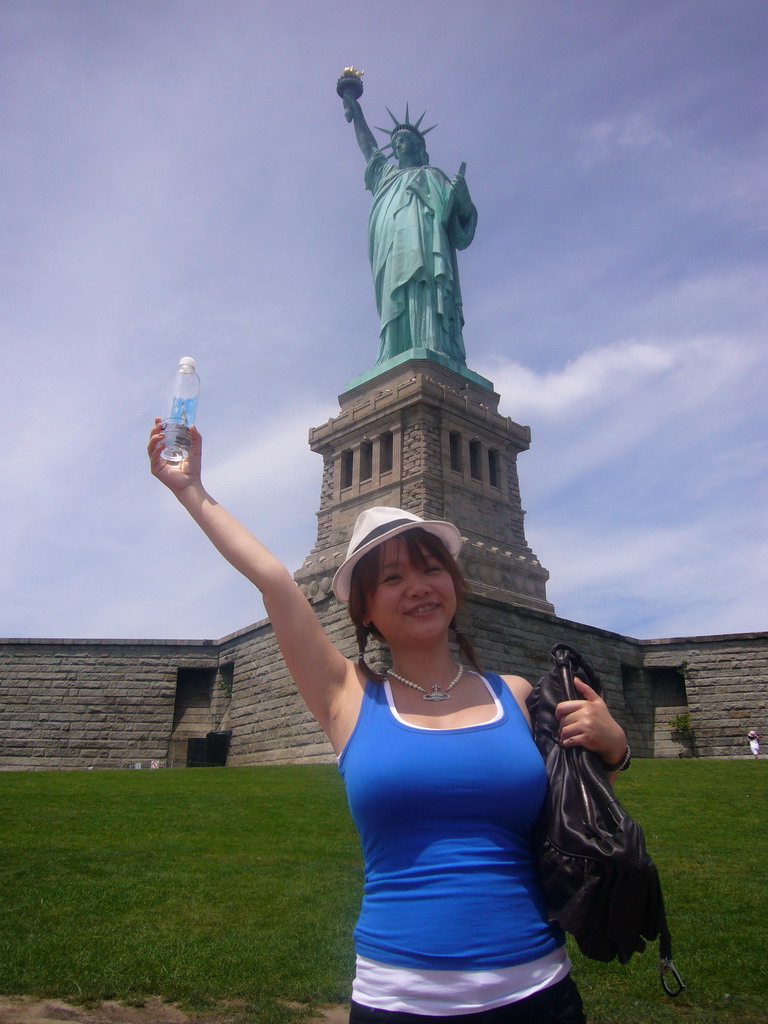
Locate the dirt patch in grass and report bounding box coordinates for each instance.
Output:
[0,996,349,1024]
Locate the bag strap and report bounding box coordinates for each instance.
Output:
[657,901,685,996]
[551,642,601,696]
[548,644,685,997]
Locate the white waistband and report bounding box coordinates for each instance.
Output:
[352,947,571,1016]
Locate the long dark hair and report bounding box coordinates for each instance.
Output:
[347,527,482,680]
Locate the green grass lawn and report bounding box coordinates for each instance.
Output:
[1,760,766,1024]
[569,759,767,1023]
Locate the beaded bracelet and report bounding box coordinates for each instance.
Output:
[601,745,632,772]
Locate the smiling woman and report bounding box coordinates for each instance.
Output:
[336,507,467,666]
[148,420,628,1023]
[355,534,461,660]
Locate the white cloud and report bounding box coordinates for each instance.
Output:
[579,113,670,166]
[482,340,677,417]
[204,400,336,502]
[532,512,767,639]
[485,332,768,639]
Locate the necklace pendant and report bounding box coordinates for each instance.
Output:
[423,687,451,701]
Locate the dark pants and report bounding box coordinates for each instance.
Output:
[349,975,586,1024]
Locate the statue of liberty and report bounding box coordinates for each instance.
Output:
[338,70,477,367]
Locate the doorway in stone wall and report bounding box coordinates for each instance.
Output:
[169,667,215,767]
[185,730,232,767]
[621,663,691,757]
[648,666,692,757]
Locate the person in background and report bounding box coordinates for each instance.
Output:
[747,730,760,759]
[148,421,629,1024]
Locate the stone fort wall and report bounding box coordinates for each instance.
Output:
[2,592,765,770]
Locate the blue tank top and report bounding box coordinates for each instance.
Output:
[338,673,564,970]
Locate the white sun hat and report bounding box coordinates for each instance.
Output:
[332,506,463,602]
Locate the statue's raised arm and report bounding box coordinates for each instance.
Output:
[337,68,377,162]
[336,69,477,369]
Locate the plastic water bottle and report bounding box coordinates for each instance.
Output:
[161,356,200,462]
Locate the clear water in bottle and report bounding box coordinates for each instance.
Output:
[161,356,200,462]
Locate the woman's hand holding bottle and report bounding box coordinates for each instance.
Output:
[148,418,204,500]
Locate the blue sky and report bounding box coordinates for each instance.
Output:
[1,0,765,644]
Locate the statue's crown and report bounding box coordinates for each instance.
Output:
[375,104,437,150]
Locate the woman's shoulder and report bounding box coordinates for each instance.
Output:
[486,672,532,724]
[490,672,532,699]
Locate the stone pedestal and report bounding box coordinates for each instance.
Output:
[294,355,554,614]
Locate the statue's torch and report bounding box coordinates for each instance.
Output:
[337,66,364,121]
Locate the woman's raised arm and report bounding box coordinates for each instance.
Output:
[147,420,359,744]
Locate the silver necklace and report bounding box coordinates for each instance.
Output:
[387,664,465,702]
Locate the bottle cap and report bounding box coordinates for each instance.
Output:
[179,356,196,371]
